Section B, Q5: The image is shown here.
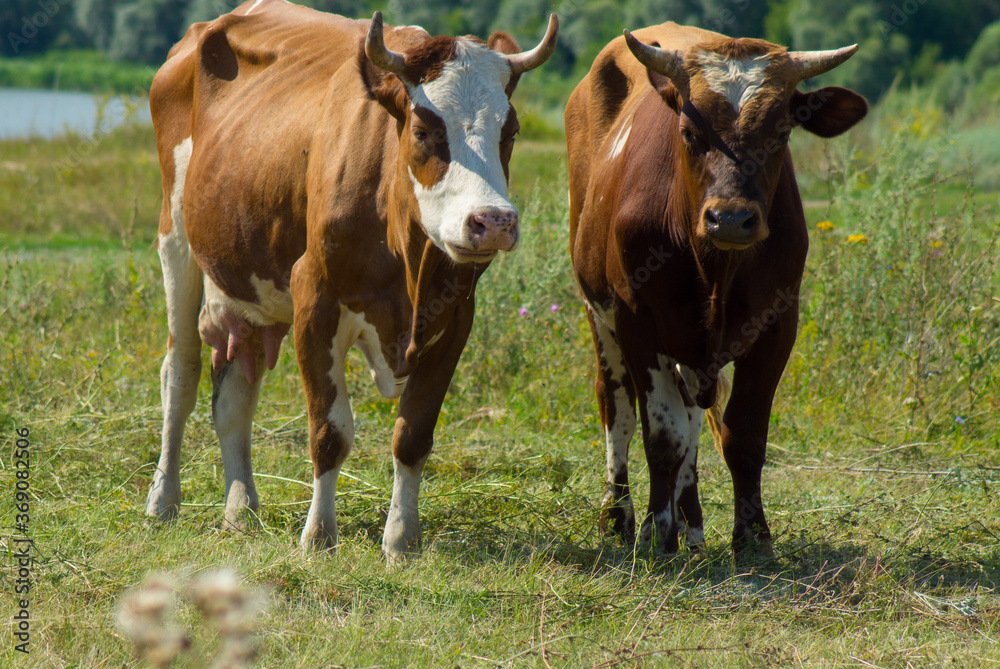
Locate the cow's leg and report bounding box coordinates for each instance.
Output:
[383,317,473,561]
[674,365,705,550]
[721,314,798,557]
[587,308,638,543]
[210,354,264,531]
[291,265,355,551]
[632,353,696,555]
[147,137,203,520]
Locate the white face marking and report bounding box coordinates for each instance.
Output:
[609,116,632,160]
[301,467,341,550]
[407,39,515,254]
[383,456,427,559]
[697,51,771,111]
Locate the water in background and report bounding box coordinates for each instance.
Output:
[0,88,152,139]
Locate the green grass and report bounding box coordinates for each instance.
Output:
[0,51,157,94]
[2,91,1000,666]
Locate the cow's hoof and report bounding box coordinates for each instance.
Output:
[145,479,181,520]
[732,530,774,559]
[382,523,421,561]
[300,521,338,552]
[598,501,636,545]
[223,505,261,533]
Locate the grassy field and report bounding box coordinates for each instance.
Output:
[2,91,1000,667]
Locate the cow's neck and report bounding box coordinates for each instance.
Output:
[692,243,738,408]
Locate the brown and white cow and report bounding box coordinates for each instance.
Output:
[566,24,867,555]
[146,0,557,558]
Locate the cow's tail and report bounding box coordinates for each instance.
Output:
[705,370,731,458]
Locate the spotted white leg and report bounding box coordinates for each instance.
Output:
[382,455,427,560]
[211,357,263,531]
[674,364,706,549]
[588,306,638,541]
[147,136,203,520]
[638,354,695,554]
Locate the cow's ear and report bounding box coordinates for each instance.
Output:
[647,69,682,114]
[358,44,409,123]
[791,86,868,138]
[488,31,522,98]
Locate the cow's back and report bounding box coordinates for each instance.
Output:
[150,0,426,299]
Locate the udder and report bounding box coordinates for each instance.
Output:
[198,282,292,385]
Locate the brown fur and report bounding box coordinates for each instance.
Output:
[566,22,867,554]
[150,0,529,547]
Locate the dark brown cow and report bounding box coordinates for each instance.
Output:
[146,0,557,558]
[566,23,867,555]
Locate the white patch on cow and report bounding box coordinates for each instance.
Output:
[203,274,293,333]
[674,364,705,548]
[330,306,406,402]
[407,39,515,256]
[592,312,636,512]
[244,0,265,14]
[587,299,614,330]
[147,136,203,521]
[646,354,691,444]
[300,467,341,550]
[608,116,632,160]
[383,456,427,560]
[169,137,192,240]
[697,51,771,111]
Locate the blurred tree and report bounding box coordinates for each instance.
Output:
[75,0,118,52]
[1,0,79,56]
[109,0,186,64]
[184,0,242,25]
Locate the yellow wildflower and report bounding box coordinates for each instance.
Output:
[931,239,944,248]
[846,234,868,245]
[816,220,835,232]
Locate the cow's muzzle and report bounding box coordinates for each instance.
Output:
[453,206,519,262]
[700,200,768,250]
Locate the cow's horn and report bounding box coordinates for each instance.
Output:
[365,11,406,76]
[623,30,684,81]
[788,44,859,81]
[506,14,559,76]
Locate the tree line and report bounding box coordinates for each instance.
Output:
[3,0,1000,102]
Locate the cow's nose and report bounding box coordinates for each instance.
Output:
[704,207,759,246]
[467,206,519,252]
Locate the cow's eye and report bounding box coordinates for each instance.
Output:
[413,128,429,143]
[680,127,704,154]
[776,130,791,144]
